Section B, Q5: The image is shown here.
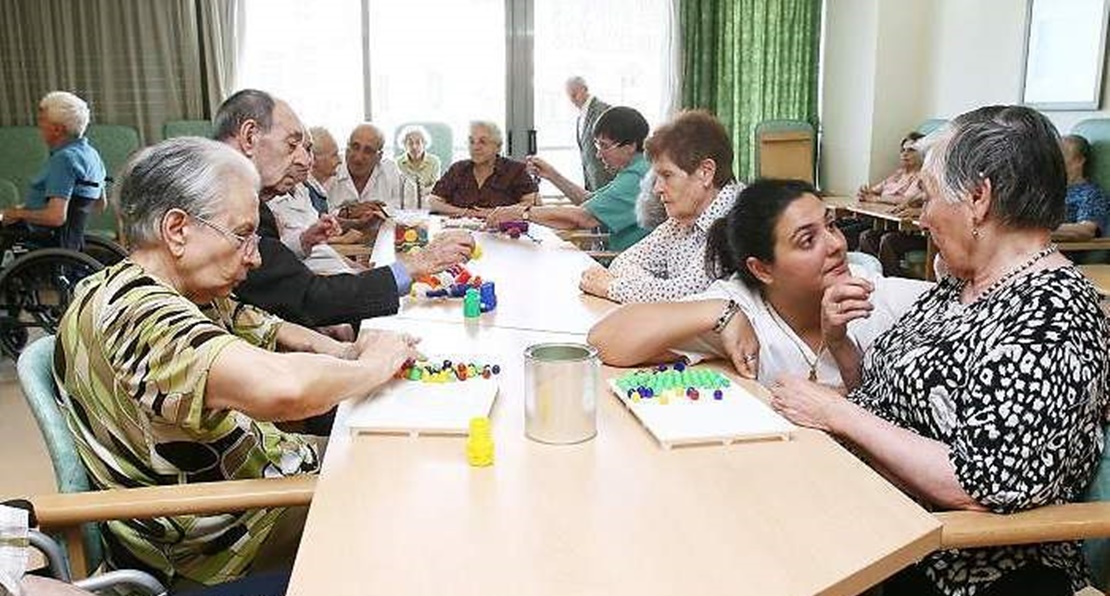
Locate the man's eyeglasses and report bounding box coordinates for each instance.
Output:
[191,213,260,256]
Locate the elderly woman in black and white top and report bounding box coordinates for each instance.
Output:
[771,106,1110,596]
[579,111,742,303]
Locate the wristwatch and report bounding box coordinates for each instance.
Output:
[522,206,532,222]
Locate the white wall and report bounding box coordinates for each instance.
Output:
[869,1,930,183]
[822,0,1110,194]
[820,0,929,194]
[820,0,878,194]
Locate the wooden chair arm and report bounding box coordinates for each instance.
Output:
[1057,238,1110,252]
[935,502,1110,549]
[30,476,317,530]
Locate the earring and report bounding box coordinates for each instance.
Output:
[972,227,980,239]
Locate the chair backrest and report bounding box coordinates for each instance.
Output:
[0,178,20,209]
[394,122,454,171]
[0,126,48,199]
[754,120,815,184]
[84,125,140,240]
[1071,119,1110,193]
[916,118,949,136]
[1083,429,1110,589]
[16,335,104,572]
[162,119,214,140]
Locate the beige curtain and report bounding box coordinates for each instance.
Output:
[0,0,240,144]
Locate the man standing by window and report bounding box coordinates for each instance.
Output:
[567,76,613,196]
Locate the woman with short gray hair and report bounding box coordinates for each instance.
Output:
[770,105,1110,595]
[427,120,537,217]
[1,91,106,250]
[55,137,420,589]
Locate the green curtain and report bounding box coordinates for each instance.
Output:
[681,0,821,182]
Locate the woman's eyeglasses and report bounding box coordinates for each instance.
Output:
[191,213,261,256]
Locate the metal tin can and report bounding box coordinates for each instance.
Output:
[523,343,598,444]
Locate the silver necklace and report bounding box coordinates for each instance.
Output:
[761,296,827,382]
[962,244,1058,303]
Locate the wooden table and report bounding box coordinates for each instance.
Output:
[372,217,619,335]
[825,196,936,281]
[1080,264,1110,296]
[288,318,941,596]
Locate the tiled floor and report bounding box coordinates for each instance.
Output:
[0,357,57,501]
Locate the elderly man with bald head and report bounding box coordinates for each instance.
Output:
[328,123,416,212]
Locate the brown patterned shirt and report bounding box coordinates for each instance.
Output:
[431,155,538,209]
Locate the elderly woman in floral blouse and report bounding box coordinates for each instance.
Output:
[578,110,742,303]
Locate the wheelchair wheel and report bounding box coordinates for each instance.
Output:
[0,248,103,358]
[83,235,128,266]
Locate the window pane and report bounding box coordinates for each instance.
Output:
[533,0,671,194]
[237,0,364,142]
[368,0,505,164]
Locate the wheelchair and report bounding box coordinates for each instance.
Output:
[0,225,128,359]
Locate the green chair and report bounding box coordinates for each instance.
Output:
[1072,119,1110,191]
[935,429,1110,593]
[394,121,454,171]
[916,119,949,136]
[162,119,214,140]
[0,178,20,208]
[0,126,48,199]
[16,335,102,574]
[18,335,317,582]
[84,125,139,239]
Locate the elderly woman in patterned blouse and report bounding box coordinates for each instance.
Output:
[54,137,419,590]
[578,111,742,302]
[771,106,1109,596]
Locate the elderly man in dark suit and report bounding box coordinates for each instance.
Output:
[566,76,613,196]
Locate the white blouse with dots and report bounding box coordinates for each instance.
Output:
[606,183,742,303]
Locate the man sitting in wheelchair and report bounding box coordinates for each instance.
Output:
[2,91,106,252]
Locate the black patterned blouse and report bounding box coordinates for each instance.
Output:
[850,266,1110,596]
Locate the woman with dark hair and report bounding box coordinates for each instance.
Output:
[485,106,652,250]
[578,110,743,303]
[771,106,1110,596]
[587,178,928,383]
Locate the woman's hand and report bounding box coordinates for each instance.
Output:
[720,309,760,379]
[579,265,614,298]
[769,376,845,432]
[856,185,877,201]
[891,195,924,216]
[354,329,422,384]
[821,276,874,349]
[485,205,526,229]
[525,156,557,180]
